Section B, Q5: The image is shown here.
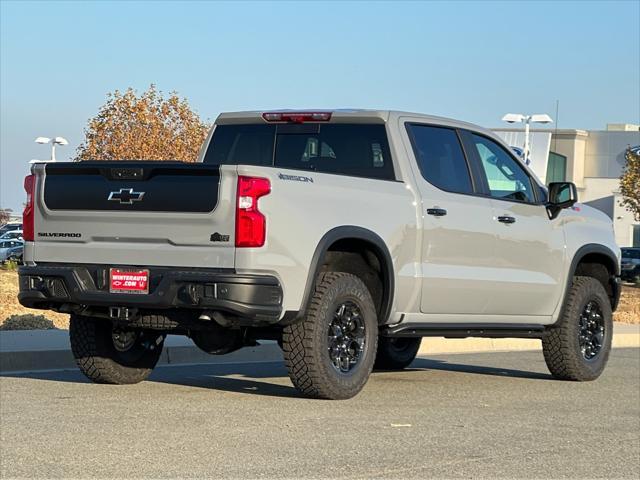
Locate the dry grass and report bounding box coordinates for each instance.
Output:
[0,270,69,330]
[0,270,638,330]
[616,284,640,324]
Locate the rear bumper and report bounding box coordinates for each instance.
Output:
[18,263,283,324]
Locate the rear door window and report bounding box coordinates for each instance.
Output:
[204,123,395,180]
[406,124,473,194]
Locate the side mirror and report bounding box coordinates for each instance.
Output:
[547,182,578,219]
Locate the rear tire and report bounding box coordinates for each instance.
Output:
[374,337,422,370]
[542,276,612,381]
[70,314,164,384]
[282,272,378,400]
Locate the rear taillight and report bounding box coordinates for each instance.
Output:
[23,174,35,241]
[235,176,271,248]
[262,112,332,123]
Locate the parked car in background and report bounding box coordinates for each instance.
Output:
[0,223,22,236]
[0,239,24,263]
[0,229,23,241]
[621,247,640,281]
[4,245,23,263]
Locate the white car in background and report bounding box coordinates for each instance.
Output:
[0,239,24,262]
[0,222,22,236]
[0,230,23,241]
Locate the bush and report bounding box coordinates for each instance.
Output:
[0,314,57,331]
[1,260,19,271]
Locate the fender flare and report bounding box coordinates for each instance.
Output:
[568,244,620,277]
[293,226,395,325]
[554,243,621,325]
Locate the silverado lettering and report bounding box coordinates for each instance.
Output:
[37,232,82,238]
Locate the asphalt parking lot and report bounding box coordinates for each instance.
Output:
[1,349,639,479]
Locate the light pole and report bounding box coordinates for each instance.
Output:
[34,136,69,162]
[501,113,553,165]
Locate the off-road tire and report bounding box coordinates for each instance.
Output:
[374,337,422,370]
[542,276,612,381]
[70,314,164,384]
[282,272,378,400]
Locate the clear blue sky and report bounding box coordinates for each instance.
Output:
[1,0,639,212]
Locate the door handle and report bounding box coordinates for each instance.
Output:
[427,208,447,217]
[497,215,516,224]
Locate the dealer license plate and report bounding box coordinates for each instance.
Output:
[109,268,149,294]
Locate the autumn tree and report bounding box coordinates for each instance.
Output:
[0,208,12,226]
[75,85,210,162]
[620,146,640,222]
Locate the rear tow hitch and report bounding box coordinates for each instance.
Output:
[109,306,137,321]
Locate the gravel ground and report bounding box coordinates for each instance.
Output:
[0,270,69,329]
[616,283,640,323]
[1,349,639,479]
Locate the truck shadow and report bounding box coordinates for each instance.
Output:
[406,358,552,380]
[0,356,553,398]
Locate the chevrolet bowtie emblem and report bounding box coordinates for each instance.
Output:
[108,188,145,205]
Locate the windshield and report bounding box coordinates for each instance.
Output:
[622,248,640,260]
[203,123,395,180]
[0,232,21,239]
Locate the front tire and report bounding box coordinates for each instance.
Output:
[70,314,164,384]
[374,337,422,370]
[282,272,378,400]
[542,276,612,381]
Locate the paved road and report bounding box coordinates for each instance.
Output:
[1,349,639,479]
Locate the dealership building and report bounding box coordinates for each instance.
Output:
[493,124,640,247]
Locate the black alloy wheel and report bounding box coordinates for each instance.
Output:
[579,300,605,360]
[327,301,366,373]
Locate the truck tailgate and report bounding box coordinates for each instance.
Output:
[30,161,237,268]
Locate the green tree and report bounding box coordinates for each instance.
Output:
[75,85,210,162]
[620,147,640,222]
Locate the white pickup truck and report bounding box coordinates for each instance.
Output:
[18,110,621,399]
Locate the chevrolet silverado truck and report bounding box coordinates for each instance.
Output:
[18,110,621,399]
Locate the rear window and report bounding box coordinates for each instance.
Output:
[203,123,395,180]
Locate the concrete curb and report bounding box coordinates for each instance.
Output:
[419,329,640,355]
[1,324,638,374]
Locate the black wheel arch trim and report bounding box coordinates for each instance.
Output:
[569,244,620,277]
[554,243,621,324]
[294,226,395,325]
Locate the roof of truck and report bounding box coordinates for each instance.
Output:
[215,109,492,135]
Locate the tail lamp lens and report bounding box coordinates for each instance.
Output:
[23,174,35,241]
[235,176,270,247]
[262,112,332,123]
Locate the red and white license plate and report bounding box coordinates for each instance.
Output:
[109,268,149,294]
